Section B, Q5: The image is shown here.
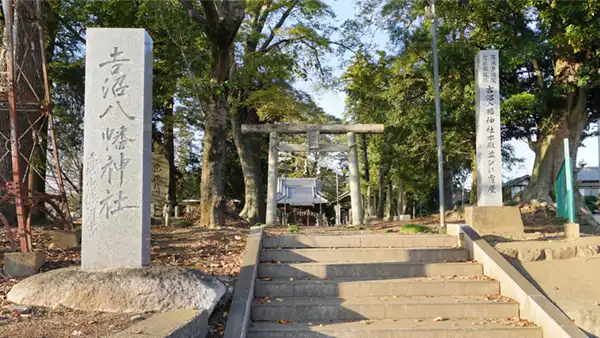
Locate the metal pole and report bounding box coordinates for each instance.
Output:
[563,139,576,223]
[431,0,445,228]
[597,122,600,199]
[6,0,32,252]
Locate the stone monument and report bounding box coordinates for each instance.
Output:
[81,28,153,270]
[466,50,523,234]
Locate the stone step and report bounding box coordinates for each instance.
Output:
[263,234,458,249]
[258,262,482,279]
[255,277,499,298]
[251,296,519,322]
[261,247,469,263]
[247,319,542,338]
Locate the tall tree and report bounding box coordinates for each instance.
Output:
[365,0,600,221]
[180,0,245,227]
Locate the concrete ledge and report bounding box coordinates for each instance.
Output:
[449,224,586,338]
[223,226,264,338]
[111,309,207,338]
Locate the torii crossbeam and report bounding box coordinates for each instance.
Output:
[242,124,385,226]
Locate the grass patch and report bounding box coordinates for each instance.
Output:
[399,223,430,234]
[288,224,300,233]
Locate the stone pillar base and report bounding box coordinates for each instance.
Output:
[464,206,524,235]
[564,222,580,239]
[4,251,46,277]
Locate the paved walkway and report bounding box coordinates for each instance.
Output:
[511,257,600,337]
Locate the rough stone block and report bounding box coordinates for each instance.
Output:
[464,206,524,235]
[49,230,81,249]
[4,251,46,277]
[7,266,224,314]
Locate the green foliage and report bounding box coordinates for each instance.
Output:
[344,0,600,207]
[505,200,520,207]
[288,224,300,233]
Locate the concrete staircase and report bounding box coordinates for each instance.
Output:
[247,234,543,337]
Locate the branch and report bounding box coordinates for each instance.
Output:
[178,0,209,31]
[201,0,219,26]
[532,57,545,89]
[259,0,299,52]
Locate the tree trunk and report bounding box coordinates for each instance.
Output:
[200,99,228,228]
[361,134,370,181]
[377,166,384,219]
[519,87,597,226]
[521,89,587,203]
[397,180,405,216]
[366,186,371,217]
[444,170,454,211]
[385,181,392,221]
[163,97,176,209]
[231,108,265,225]
[199,45,231,228]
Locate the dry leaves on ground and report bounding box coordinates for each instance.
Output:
[0,225,248,338]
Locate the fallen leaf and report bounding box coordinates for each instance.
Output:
[277,320,290,324]
[276,298,284,302]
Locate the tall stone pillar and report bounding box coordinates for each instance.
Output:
[347,132,363,226]
[266,132,279,226]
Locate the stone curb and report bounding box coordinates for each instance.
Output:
[449,224,586,338]
[110,309,208,338]
[223,226,264,338]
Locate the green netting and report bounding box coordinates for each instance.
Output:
[554,139,576,223]
[555,163,568,218]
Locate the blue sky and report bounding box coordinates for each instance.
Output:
[294,0,600,183]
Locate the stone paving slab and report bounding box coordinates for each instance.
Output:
[247,319,543,338]
[255,277,499,297]
[262,234,458,249]
[251,296,519,321]
[258,261,483,279]
[260,247,469,263]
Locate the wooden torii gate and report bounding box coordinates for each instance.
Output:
[241,124,385,226]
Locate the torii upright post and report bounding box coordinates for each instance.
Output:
[346,132,363,226]
[241,124,384,226]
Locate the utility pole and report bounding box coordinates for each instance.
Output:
[431,0,445,228]
[597,122,600,202]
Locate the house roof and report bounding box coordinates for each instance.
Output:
[502,167,600,187]
[578,167,600,182]
[503,175,530,187]
[276,177,329,206]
